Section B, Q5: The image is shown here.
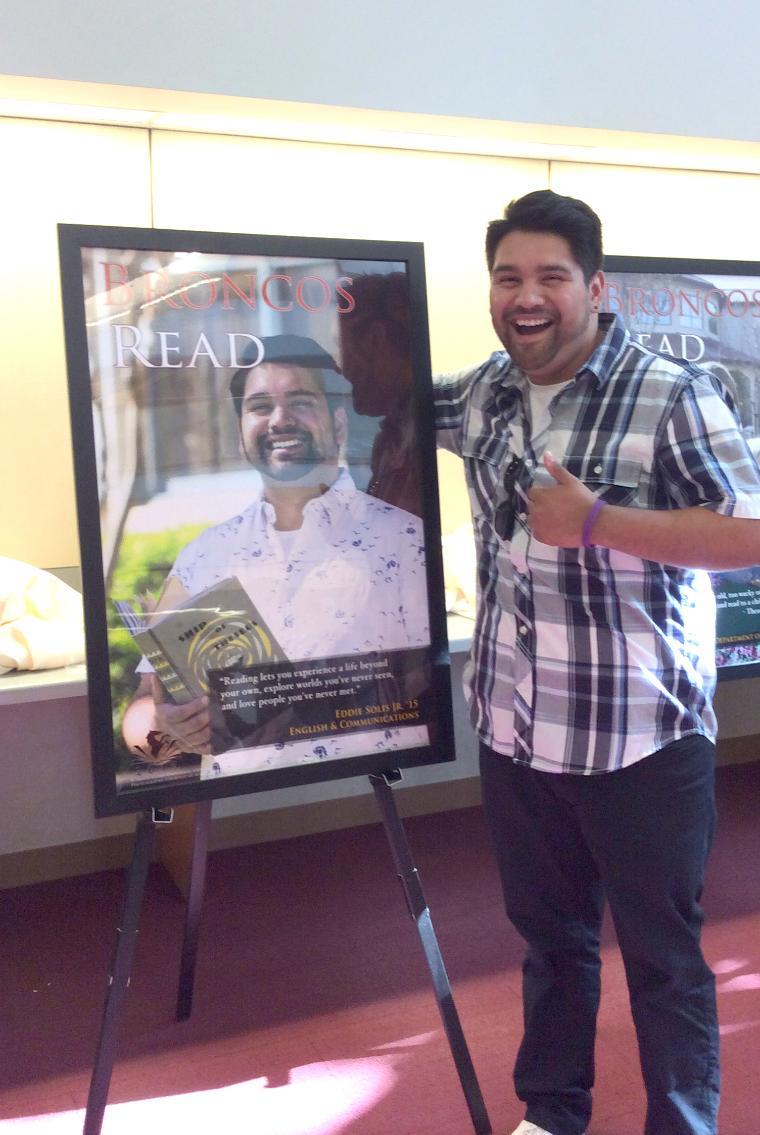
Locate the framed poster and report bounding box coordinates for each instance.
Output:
[604,256,760,680]
[59,224,453,816]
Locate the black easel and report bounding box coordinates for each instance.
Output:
[83,807,169,1135]
[175,799,213,1020]
[83,774,491,1135]
[369,771,491,1135]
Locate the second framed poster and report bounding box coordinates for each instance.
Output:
[604,256,760,680]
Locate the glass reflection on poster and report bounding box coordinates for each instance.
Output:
[604,257,760,679]
[59,226,452,816]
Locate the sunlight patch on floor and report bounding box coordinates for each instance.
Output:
[0,1056,403,1135]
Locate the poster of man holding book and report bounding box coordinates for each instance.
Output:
[60,229,449,810]
[120,331,431,780]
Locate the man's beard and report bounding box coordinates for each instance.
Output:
[243,429,332,483]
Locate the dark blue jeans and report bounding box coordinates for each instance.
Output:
[480,735,719,1135]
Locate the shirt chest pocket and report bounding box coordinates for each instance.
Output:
[461,436,512,520]
[562,454,643,507]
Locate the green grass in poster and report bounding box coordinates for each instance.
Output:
[107,525,205,759]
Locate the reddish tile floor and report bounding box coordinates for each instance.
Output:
[2,761,760,1133]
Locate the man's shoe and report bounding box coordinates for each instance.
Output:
[510,1123,555,1135]
[510,1123,586,1135]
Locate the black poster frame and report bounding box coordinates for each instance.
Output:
[59,224,454,816]
[604,254,760,681]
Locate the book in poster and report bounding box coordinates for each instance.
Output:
[603,260,760,676]
[59,226,452,814]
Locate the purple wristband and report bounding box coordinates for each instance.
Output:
[581,498,606,549]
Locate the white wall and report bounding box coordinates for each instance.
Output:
[2,44,760,867]
[3,112,760,861]
[1,0,758,143]
[0,118,152,568]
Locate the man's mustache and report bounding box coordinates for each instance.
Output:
[258,428,313,454]
[503,307,554,320]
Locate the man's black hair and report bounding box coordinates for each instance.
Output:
[485,189,603,282]
[229,334,348,419]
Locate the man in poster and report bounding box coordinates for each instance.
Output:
[122,333,430,769]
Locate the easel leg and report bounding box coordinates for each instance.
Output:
[175,799,212,1021]
[83,809,160,1135]
[369,772,491,1135]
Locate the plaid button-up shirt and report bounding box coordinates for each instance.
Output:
[436,314,760,773]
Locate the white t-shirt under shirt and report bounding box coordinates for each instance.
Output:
[526,377,574,454]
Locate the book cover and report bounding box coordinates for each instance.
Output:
[115,575,286,706]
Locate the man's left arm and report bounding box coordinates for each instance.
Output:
[530,457,760,570]
[529,372,760,571]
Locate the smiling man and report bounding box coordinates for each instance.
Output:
[234,348,345,488]
[122,334,429,761]
[435,190,760,1135]
[488,227,603,385]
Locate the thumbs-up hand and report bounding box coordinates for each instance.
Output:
[527,451,596,547]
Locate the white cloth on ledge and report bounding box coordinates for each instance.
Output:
[0,557,85,674]
[442,523,477,620]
